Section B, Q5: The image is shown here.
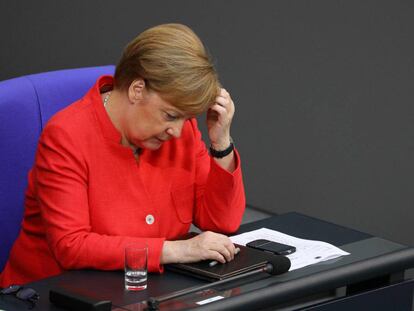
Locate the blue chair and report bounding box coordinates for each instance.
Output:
[0,65,115,270]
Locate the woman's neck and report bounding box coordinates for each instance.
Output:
[102,89,137,153]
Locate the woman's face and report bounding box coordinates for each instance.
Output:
[122,88,188,151]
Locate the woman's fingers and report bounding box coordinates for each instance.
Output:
[209,104,228,121]
[207,87,235,147]
[192,231,237,263]
[215,89,234,113]
[207,250,226,264]
[161,233,238,265]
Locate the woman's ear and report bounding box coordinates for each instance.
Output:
[128,79,146,104]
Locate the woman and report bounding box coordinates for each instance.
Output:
[0,23,245,287]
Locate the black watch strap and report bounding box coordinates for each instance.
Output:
[209,140,235,158]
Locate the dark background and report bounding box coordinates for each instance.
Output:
[1,1,413,245]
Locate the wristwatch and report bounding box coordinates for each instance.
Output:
[209,138,234,158]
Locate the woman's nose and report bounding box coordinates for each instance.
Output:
[166,120,185,138]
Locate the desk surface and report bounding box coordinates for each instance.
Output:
[1,212,413,311]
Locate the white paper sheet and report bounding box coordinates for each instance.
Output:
[230,228,350,271]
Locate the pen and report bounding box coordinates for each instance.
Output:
[209,247,240,267]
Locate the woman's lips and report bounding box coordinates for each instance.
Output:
[156,136,170,142]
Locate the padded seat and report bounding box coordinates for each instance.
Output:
[0,65,115,270]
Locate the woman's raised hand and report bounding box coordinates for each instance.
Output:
[207,88,235,151]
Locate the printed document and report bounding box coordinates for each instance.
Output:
[230,228,350,271]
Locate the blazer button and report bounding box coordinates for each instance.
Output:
[146,214,155,225]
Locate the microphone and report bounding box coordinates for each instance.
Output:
[262,255,291,276]
[146,256,290,310]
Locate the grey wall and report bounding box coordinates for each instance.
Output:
[1,1,413,245]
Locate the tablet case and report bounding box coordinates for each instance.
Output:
[166,244,275,282]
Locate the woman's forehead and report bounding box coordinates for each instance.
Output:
[154,92,196,117]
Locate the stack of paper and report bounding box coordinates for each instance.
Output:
[230,228,350,271]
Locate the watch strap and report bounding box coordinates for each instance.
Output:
[209,141,234,158]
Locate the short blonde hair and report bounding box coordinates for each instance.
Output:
[114,23,220,115]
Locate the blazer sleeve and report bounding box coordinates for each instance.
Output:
[35,123,165,273]
[190,119,246,233]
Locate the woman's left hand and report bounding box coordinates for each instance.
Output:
[207,88,235,150]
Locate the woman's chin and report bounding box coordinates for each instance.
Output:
[141,139,163,150]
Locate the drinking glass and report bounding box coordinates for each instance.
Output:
[124,243,147,291]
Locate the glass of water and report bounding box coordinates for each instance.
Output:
[124,243,148,291]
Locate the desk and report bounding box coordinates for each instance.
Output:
[1,212,414,310]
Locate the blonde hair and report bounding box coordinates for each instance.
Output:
[114,23,220,115]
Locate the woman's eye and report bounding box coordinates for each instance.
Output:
[165,112,178,121]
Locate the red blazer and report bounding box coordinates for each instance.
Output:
[0,76,245,287]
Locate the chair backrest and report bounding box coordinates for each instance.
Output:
[0,65,115,270]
